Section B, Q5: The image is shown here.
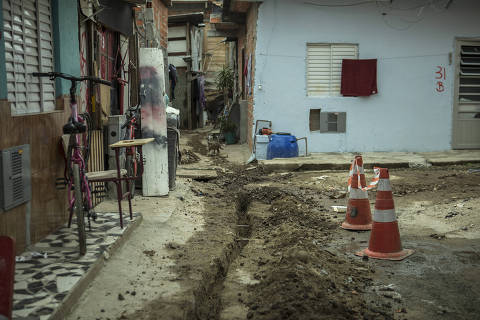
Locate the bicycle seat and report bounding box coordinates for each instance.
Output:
[63,117,87,134]
[63,118,76,134]
[75,121,87,133]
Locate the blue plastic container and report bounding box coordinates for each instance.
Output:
[266,133,299,160]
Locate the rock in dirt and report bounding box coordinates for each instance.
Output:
[445,211,459,218]
[180,149,200,164]
[143,250,156,257]
[166,242,177,250]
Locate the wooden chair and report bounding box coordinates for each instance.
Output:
[61,135,153,229]
[87,138,154,228]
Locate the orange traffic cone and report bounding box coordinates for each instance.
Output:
[347,159,354,189]
[356,168,414,260]
[342,156,372,231]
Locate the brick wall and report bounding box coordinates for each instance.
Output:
[153,0,168,49]
[154,0,168,49]
[245,4,258,149]
[135,1,168,49]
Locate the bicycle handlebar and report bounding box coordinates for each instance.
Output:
[128,104,141,112]
[32,72,112,86]
[121,104,141,129]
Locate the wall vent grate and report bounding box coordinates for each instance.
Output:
[0,145,32,211]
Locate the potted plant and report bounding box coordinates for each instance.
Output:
[220,116,237,145]
[216,65,234,103]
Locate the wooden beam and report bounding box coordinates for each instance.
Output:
[213,22,241,31]
[207,29,238,38]
[168,36,187,41]
[168,51,188,56]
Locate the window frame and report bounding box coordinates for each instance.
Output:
[306,43,359,97]
[309,109,346,133]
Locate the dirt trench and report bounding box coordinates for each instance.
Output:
[184,192,253,319]
[177,167,396,320]
[120,175,255,320]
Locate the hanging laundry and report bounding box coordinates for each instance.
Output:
[169,64,177,100]
[341,59,378,97]
[199,75,206,110]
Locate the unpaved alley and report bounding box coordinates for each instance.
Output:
[68,130,480,320]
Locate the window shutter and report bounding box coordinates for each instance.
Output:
[2,0,55,115]
[38,0,55,111]
[330,45,357,95]
[307,43,358,96]
[307,44,331,97]
[459,45,480,103]
[319,112,329,132]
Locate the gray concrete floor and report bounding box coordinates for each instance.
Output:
[258,149,480,171]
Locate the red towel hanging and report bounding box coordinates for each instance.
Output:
[341,59,378,97]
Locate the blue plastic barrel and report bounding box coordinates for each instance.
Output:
[266,133,299,160]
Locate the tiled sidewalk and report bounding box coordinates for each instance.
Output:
[13,212,141,320]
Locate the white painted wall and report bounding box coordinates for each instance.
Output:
[253,0,480,152]
[168,26,187,67]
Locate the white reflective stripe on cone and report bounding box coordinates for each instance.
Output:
[350,188,368,199]
[373,209,396,223]
[377,179,391,191]
[358,166,365,174]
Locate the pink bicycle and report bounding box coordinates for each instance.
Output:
[33,72,111,255]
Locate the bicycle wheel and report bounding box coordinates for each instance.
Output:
[125,153,135,198]
[73,163,87,255]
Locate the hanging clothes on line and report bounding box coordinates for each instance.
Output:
[341,59,378,97]
[199,75,206,111]
[169,64,177,100]
[245,54,252,95]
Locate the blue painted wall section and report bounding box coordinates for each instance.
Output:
[0,0,7,100]
[52,0,81,96]
[253,0,480,152]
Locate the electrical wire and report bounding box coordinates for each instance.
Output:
[382,0,447,11]
[304,0,377,7]
[380,13,424,31]
[374,0,450,31]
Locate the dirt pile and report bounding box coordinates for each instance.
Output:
[180,149,200,164]
[187,132,208,155]
[241,186,392,320]
[245,250,384,320]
